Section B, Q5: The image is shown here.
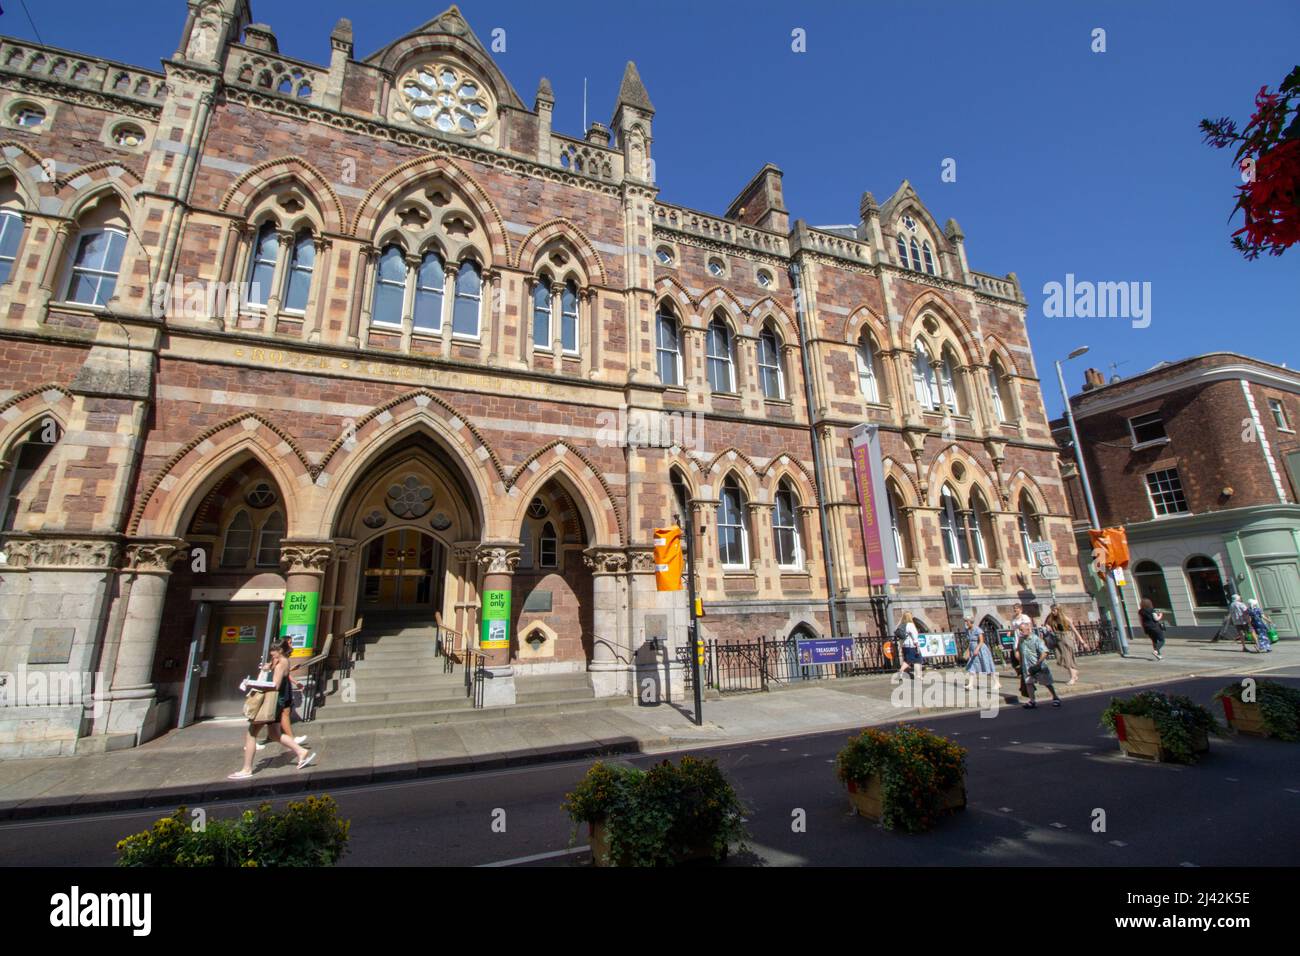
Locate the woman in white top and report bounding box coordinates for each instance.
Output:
[897,611,922,680]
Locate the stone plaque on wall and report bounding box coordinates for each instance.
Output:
[522,589,552,613]
[645,614,667,642]
[29,628,75,665]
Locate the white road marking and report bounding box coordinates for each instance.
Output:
[478,845,591,867]
[1109,840,1127,847]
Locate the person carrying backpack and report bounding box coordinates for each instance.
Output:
[896,611,921,680]
[1227,594,1251,651]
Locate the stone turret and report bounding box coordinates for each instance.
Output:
[611,61,654,182]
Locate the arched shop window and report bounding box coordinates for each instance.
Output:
[1133,560,1175,622]
[1185,555,1228,608]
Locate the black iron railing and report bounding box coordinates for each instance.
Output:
[680,623,1120,695]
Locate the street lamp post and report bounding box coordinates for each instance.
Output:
[1056,347,1131,655]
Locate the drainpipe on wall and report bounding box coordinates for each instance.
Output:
[789,261,841,639]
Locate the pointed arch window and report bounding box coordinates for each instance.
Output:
[282,230,315,313]
[0,420,60,532]
[656,304,682,386]
[452,260,481,338]
[0,210,25,284]
[773,479,803,568]
[896,234,909,268]
[970,489,993,568]
[539,521,558,568]
[922,241,936,275]
[886,481,911,568]
[913,341,940,410]
[988,363,1007,422]
[717,475,749,567]
[244,222,278,308]
[255,511,285,567]
[909,238,924,272]
[221,510,254,568]
[68,227,127,306]
[413,251,445,332]
[939,485,968,567]
[758,325,785,399]
[706,317,735,393]
[1018,492,1043,566]
[532,279,552,349]
[856,332,882,403]
[940,347,961,413]
[371,245,406,327]
[671,468,691,523]
[561,280,579,354]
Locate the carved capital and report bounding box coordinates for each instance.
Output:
[123,537,187,573]
[583,547,630,575]
[476,544,521,575]
[280,542,333,575]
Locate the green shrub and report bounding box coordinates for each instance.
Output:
[116,795,350,867]
[563,757,747,866]
[1215,679,1300,741]
[835,724,966,833]
[1100,691,1222,764]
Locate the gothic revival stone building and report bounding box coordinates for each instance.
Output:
[0,3,1084,755]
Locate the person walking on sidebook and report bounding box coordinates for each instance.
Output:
[1226,594,1252,651]
[1042,603,1081,685]
[897,611,922,680]
[1138,597,1166,660]
[257,638,308,752]
[230,641,315,779]
[1018,620,1060,709]
[1246,598,1274,653]
[962,616,999,694]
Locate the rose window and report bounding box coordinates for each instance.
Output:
[386,476,435,519]
[399,62,493,134]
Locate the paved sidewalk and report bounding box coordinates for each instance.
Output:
[0,640,1291,820]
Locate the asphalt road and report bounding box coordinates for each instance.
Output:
[3,667,1298,867]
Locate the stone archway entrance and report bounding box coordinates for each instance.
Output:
[330,436,482,639]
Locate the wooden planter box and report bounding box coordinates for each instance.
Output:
[588,821,721,867]
[1113,714,1210,761]
[845,775,966,824]
[1220,697,1270,737]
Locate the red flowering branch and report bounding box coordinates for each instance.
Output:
[1200,66,1300,258]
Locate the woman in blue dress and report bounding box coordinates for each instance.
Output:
[963,616,997,692]
[1247,599,1274,653]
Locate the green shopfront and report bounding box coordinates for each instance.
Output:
[1074,504,1300,639]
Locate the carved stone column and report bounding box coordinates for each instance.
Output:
[474,542,520,703]
[100,538,186,743]
[280,541,333,658]
[584,546,632,698]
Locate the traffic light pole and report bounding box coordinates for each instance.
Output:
[1055,359,1131,655]
[679,507,704,726]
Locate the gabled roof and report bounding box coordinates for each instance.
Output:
[362,4,525,110]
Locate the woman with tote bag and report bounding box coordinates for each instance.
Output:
[229,642,315,779]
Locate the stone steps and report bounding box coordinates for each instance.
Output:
[308,694,630,735]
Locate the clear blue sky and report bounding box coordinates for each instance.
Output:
[10,0,1297,413]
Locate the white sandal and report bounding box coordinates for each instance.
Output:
[297,752,317,770]
[227,770,253,780]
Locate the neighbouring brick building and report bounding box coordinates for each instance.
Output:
[1053,353,1300,639]
[0,3,1084,755]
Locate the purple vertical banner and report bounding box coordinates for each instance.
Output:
[850,424,898,586]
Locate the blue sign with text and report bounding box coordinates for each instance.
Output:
[797,638,854,665]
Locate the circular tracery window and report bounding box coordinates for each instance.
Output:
[399,62,493,134]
